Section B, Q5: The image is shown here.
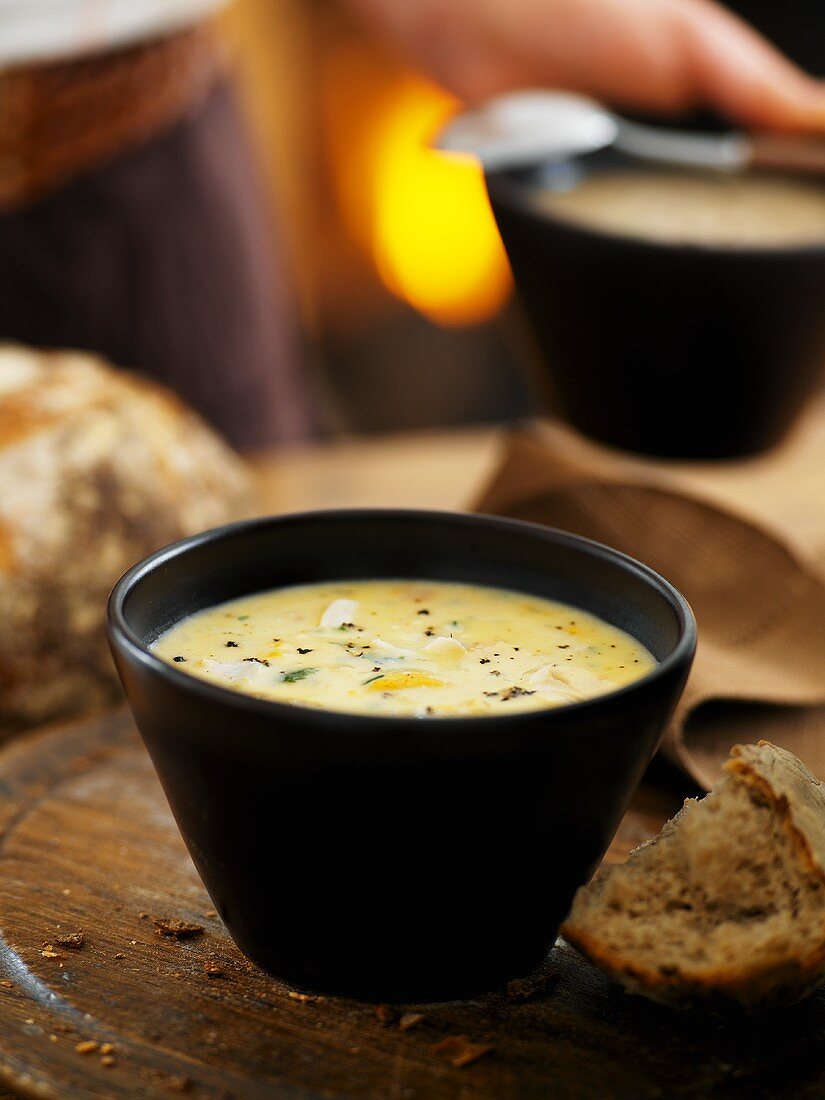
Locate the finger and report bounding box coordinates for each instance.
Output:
[676,0,825,130]
[510,0,697,113]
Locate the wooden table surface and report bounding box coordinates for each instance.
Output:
[0,428,501,1100]
[0,426,821,1099]
[252,426,502,516]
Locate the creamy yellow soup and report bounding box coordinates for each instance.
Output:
[153,579,656,718]
[537,170,825,247]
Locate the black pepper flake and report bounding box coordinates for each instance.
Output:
[479,658,490,665]
[372,667,381,672]
[173,656,187,663]
[514,647,520,651]
[500,686,536,701]
[557,644,570,649]
[489,670,501,677]
[424,628,435,637]
[297,648,313,655]
[243,657,270,666]
[417,609,430,615]
[225,641,238,648]
[483,691,499,697]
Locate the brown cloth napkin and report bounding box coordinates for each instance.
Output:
[474,401,825,790]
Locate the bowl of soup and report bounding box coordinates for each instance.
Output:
[108,509,695,1000]
[487,151,825,458]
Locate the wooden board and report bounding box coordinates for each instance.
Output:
[0,712,824,1100]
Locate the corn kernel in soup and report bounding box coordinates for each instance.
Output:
[152,579,656,718]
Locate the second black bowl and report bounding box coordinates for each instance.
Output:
[108,510,695,1001]
[488,154,825,459]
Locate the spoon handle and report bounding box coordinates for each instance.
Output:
[748,134,825,176]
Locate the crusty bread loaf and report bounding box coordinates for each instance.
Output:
[562,741,825,1010]
[0,345,257,733]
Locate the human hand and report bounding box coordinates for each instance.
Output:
[347,0,825,131]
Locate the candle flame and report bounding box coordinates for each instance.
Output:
[324,51,511,328]
[368,79,512,327]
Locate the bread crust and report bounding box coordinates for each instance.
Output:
[0,345,257,733]
[561,741,825,1010]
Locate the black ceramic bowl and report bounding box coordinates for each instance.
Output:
[488,152,825,459]
[108,509,695,1002]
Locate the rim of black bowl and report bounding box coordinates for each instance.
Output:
[485,166,825,259]
[108,509,697,732]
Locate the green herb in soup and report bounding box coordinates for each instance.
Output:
[152,579,656,718]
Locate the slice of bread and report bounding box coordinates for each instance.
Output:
[561,741,825,1010]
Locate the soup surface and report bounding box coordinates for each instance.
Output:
[537,169,825,247]
[153,579,656,718]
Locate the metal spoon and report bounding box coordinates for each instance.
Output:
[435,90,825,175]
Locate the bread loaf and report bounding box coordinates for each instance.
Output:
[562,741,825,1010]
[0,345,257,732]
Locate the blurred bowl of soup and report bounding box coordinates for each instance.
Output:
[487,151,825,458]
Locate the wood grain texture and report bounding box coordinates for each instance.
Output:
[0,711,824,1099]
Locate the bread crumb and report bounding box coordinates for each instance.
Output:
[153,918,204,940]
[398,1013,426,1032]
[374,1004,399,1027]
[431,1035,493,1068]
[54,930,85,949]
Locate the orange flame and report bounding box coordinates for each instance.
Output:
[369,79,512,327]
[325,51,512,327]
